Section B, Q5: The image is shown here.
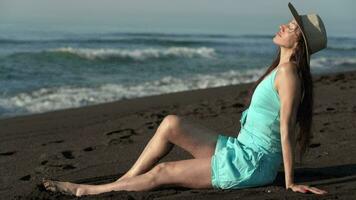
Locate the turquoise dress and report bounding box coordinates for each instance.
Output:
[211,67,283,189]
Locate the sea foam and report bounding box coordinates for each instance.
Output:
[49,47,216,61]
[0,68,264,117]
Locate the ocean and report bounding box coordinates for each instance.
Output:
[0,25,355,119]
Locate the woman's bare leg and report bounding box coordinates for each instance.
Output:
[117,115,219,181]
[43,115,219,196]
[43,157,212,197]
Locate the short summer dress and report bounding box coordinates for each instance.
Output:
[211,67,283,189]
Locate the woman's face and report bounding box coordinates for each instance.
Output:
[273,19,301,49]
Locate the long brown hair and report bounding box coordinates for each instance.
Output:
[244,35,313,163]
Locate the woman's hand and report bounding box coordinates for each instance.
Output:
[288,184,328,195]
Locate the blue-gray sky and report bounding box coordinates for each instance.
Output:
[0,0,354,36]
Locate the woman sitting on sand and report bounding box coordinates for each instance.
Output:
[43,3,328,196]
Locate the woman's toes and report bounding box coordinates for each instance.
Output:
[43,180,50,188]
[43,180,56,191]
[41,179,81,196]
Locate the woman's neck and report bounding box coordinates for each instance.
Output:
[278,47,295,66]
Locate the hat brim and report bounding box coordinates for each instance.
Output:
[288,2,310,66]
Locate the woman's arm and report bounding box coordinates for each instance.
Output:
[276,64,301,189]
[276,64,327,195]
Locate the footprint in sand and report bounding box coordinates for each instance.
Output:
[41,140,64,146]
[41,160,48,165]
[145,122,155,130]
[0,151,16,156]
[19,175,31,181]
[105,128,137,146]
[61,150,75,159]
[141,110,168,120]
[36,153,77,174]
[62,164,76,170]
[323,122,330,126]
[326,107,335,111]
[49,140,64,144]
[150,113,166,120]
[83,146,96,152]
[47,164,77,170]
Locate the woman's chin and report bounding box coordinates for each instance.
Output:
[272,37,279,45]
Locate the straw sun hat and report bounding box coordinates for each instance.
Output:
[288,2,327,65]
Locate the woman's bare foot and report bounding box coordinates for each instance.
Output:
[42,179,86,197]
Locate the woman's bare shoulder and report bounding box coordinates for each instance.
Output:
[278,62,298,73]
[275,62,302,92]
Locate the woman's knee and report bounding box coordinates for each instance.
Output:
[164,115,181,128]
[148,160,212,189]
[161,115,182,136]
[151,162,167,174]
[148,163,171,185]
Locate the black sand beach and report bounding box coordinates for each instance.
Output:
[1,70,356,199]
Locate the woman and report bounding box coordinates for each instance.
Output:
[43,2,328,196]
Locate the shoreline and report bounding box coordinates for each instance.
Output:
[1,69,356,199]
[1,69,354,122]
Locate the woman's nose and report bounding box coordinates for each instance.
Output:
[279,25,285,32]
